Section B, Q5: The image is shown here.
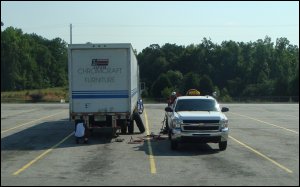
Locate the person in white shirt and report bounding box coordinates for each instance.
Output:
[75,117,89,144]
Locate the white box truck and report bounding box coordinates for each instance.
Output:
[68,43,144,137]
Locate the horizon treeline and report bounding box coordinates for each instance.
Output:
[1,27,299,100]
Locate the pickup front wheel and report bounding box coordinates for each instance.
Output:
[219,141,227,151]
[168,129,172,140]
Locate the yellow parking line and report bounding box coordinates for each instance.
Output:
[1,110,67,134]
[229,135,293,173]
[13,132,74,176]
[144,109,157,174]
[230,112,298,134]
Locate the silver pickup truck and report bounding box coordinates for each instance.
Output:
[165,95,229,151]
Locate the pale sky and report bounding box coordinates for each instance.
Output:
[1,1,299,53]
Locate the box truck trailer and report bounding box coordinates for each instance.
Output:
[68,43,145,137]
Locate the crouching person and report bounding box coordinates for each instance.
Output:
[75,116,89,144]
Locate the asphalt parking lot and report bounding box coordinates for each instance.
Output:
[1,103,299,186]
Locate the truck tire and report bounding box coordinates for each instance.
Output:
[219,141,227,151]
[111,128,117,138]
[120,120,127,134]
[133,112,145,133]
[171,140,178,150]
[128,120,134,134]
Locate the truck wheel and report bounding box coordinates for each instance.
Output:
[111,128,117,138]
[219,141,227,151]
[133,112,145,133]
[120,120,127,134]
[128,120,134,134]
[89,129,94,135]
[171,140,178,150]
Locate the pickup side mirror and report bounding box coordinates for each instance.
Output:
[221,107,229,112]
[165,106,173,112]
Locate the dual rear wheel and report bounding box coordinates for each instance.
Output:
[120,113,145,134]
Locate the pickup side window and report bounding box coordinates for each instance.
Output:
[175,99,218,112]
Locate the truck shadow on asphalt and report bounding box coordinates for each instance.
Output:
[1,119,220,158]
[1,119,118,152]
[131,136,220,156]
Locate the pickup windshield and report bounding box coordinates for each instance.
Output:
[175,99,218,112]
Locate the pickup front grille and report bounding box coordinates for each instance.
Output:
[183,125,219,131]
[183,120,220,124]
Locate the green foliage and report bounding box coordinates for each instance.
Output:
[289,67,299,96]
[199,75,214,95]
[151,74,172,98]
[1,27,299,100]
[165,70,183,90]
[219,88,233,102]
[141,86,149,98]
[1,27,68,91]
[181,72,200,94]
[29,92,44,102]
[137,36,299,99]
[1,87,68,102]
[161,87,173,99]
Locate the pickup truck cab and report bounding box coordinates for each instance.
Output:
[165,95,229,150]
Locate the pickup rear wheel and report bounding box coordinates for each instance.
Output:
[219,141,227,151]
[168,129,172,140]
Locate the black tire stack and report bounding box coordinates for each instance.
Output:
[133,112,145,133]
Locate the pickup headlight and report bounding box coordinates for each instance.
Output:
[173,118,183,128]
[220,119,228,128]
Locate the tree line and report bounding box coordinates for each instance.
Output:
[1,27,68,91]
[138,38,299,100]
[1,27,299,101]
